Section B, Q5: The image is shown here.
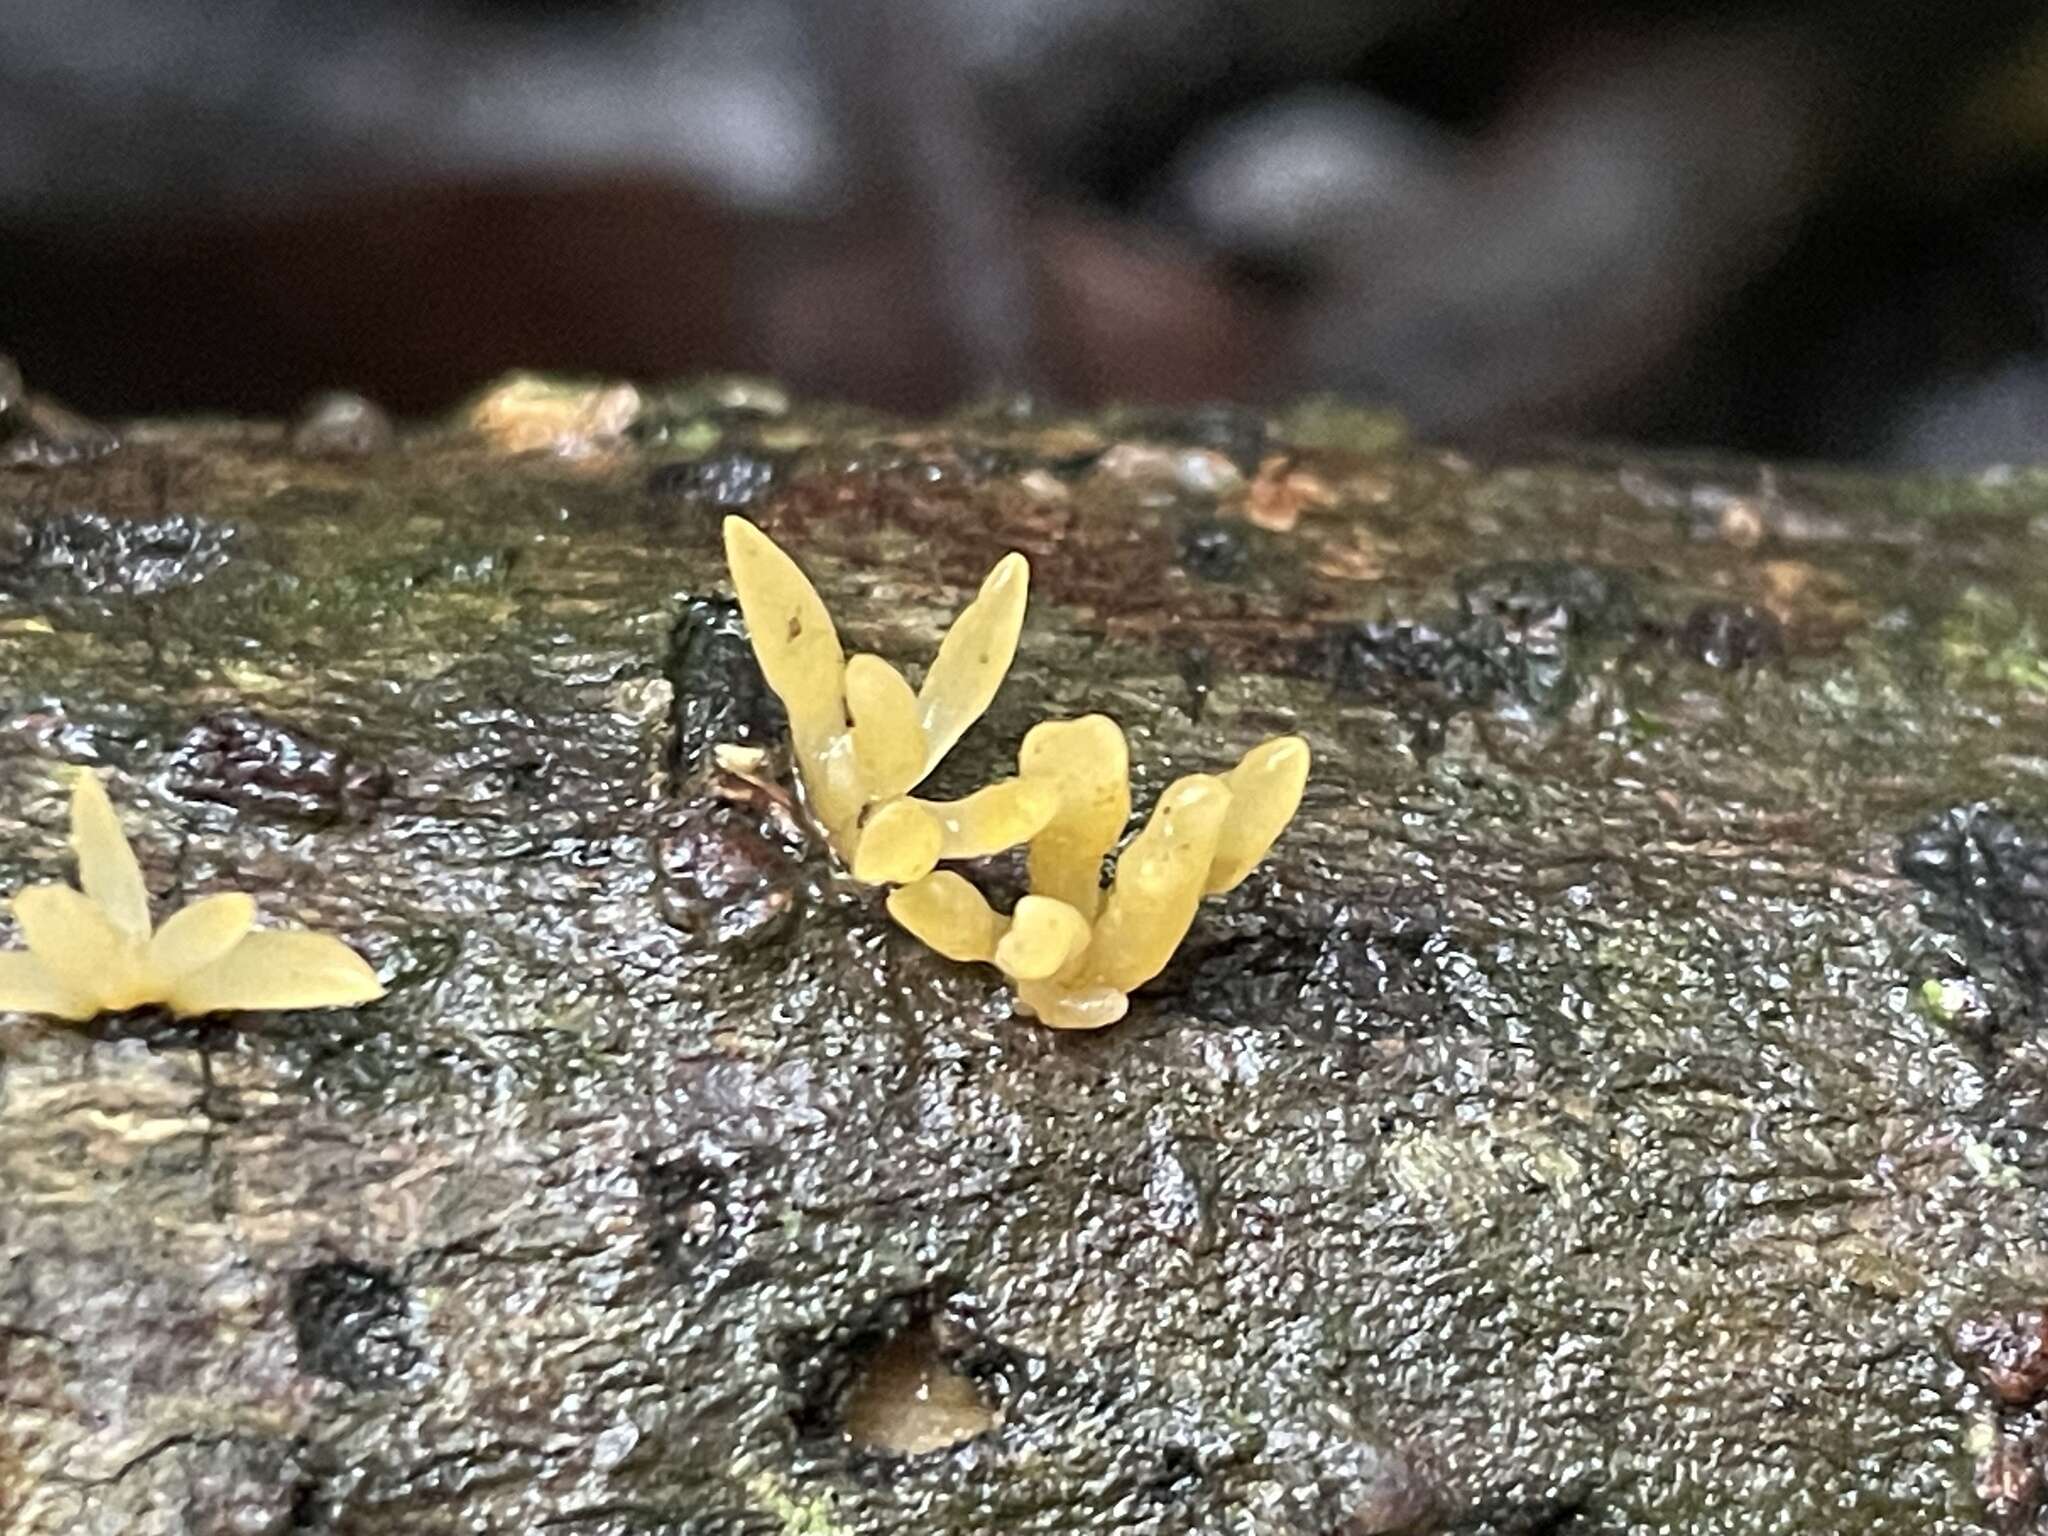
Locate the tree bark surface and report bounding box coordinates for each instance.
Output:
[1,393,2044,1535]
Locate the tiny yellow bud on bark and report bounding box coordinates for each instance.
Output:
[0,773,384,1022]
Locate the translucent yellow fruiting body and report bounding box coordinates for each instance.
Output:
[889,723,1311,1031]
[844,654,926,800]
[1209,734,1312,893]
[719,516,1310,1031]
[1084,774,1231,993]
[850,800,943,886]
[723,516,861,840]
[1016,978,1130,1031]
[1018,715,1129,918]
[910,778,1060,860]
[722,517,1036,883]
[917,553,1030,773]
[0,773,386,1022]
[886,870,1004,964]
[992,896,1091,981]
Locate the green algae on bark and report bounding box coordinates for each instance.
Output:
[0,388,2046,1534]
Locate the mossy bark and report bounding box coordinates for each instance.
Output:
[2,392,2047,1535]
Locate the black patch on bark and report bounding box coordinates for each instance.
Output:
[1438,1491,1593,1535]
[639,1150,751,1283]
[1899,805,2048,1022]
[1304,562,1636,731]
[1456,559,1637,640]
[1177,645,1214,723]
[648,450,788,510]
[1307,616,1560,722]
[167,712,390,822]
[1145,1444,1203,1502]
[676,1513,787,1536]
[1177,519,1247,582]
[664,597,786,778]
[290,1261,420,1390]
[1157,884,1463,1042]
[1678,601,1784,670]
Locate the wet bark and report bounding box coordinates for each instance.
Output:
[0,389,2044,1535]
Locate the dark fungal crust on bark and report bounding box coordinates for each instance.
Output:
[0,385,2046,1532]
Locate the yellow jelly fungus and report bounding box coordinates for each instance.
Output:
[720,517,1310,1029]
[1017,715,1130,918]
[722,516,1036,883]
[916,552,1030,774]
[845,654,926,801]
[850,799,944,886]
[991,895,1092,981]
[886,726,1311,1031]
[1208,734,1312,894]
[910,777,1060,861]
[885,870,1004,964]
[0,773,386,1022]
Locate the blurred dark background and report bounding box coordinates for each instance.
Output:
[6,0,2048,464]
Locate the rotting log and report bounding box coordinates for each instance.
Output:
[1,385,2047,1535]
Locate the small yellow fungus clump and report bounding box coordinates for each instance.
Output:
[723,516,1053,884]
[0,773,386,1022]
[722,517,1311,1029]
[887,719,1310,1029]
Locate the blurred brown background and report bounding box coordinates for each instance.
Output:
[6,0,2048,464]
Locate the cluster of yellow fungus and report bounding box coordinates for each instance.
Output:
[723,517,1056,885]
[887,721,1307,1028]
[0,773,385,1022]
[723,518,1309,1030]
